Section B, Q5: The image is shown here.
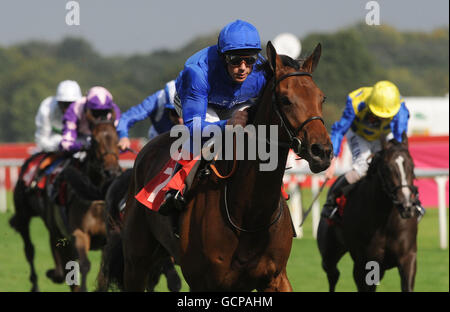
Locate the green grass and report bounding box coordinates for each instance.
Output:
[0,190,448,292]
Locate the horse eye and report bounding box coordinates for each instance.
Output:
[322,96,327,104]
[281,96,291,106]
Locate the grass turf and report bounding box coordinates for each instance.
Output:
[0,190,448,292]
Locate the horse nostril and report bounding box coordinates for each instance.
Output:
[311,144,324,158]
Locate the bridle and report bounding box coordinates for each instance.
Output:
[374,152,419,216]
[220,71,323,233]
[271,71,325,154]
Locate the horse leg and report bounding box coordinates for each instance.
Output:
[10,182,40,291]
[352,260,377,292]
[123,255,151,291]
[122,216,153,291]
[12,215,40,292]
[46,233,66,284]
[398,252,416,292]
[162,256,181,292]
[258,270,293,292]
[322,253,345,292]
[317,219,346,292]
[73,229,91,292]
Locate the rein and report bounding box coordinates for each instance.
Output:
[210,71,324,180]
[224,181,283,233]
[209,138,237,179]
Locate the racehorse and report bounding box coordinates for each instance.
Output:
[105,41,332,291]
[9,109,121,291]
[317,133,419,292]
[97,168,182,292]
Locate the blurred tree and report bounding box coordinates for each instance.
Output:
[0,24,447,142]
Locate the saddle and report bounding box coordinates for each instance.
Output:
[22,152,68,190]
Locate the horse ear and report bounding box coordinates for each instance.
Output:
[267,41,284,77]
[266,41,277,73]
[401,131,409,148]
[302,43,322,73]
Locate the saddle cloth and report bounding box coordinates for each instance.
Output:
[22,154,47,187]
[22,153,67,190]
[135,158,199,212]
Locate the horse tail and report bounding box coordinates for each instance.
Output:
[9,179,32,232]
[97,228,125,291]
[97,169,132,291]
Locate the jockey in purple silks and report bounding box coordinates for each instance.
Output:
[60,86,121,154]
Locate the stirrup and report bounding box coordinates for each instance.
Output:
[159,190,185,216]
[172,190,186,210]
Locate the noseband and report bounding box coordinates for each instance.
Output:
[272,71,324,153]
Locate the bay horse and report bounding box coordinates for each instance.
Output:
[317,133,419,292]
[107,41,332,291]
[10,110,121,292]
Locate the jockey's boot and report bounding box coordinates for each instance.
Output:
[170,209,181,239]
[321,174,349,220]
[158,163,186,216]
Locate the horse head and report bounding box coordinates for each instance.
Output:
[373,132,418,218]
[86,109,121,178]
[266,41,332,173]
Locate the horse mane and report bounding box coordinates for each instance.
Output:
[366,139,407,178]
[248,55,305,121]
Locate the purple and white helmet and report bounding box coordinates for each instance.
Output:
[86,86,114,110]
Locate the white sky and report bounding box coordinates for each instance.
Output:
[0,0,448,55]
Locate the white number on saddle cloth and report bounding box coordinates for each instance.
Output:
[148,167,173,203]
[135,159,177,211]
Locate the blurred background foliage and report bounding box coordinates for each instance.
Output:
[0,23,448,142]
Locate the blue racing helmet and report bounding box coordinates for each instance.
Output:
[217,20,261,54]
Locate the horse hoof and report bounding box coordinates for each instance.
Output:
[46,269,65,284]
[31,286,40,292]
[166,269,182,292]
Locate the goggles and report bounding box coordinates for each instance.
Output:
[225,54,258,66]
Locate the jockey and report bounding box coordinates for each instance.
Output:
[116,80,183,152]
[35,80,82,152]
[322,80,425,220]
[60,86,121,155]
[158,19,268,215]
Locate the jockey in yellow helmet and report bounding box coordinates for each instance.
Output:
[322,80,425,220]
